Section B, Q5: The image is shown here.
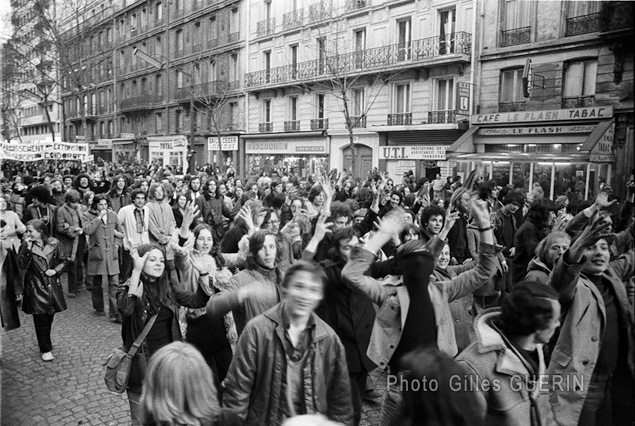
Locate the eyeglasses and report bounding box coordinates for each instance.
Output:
[268,219,280,224]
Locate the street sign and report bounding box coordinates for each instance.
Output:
[523,59,533,97]
[456,82,471,116]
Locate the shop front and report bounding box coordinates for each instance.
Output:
[448,106,616,200]
[91,139,113,163]
[112,138,137,164]
[147,135,189,174]
[207,136,239,172]
[243,137,329,178]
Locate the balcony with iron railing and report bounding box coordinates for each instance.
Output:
[427,110,456,124]
[311,118,329,130]
[120,94,163,112]
[256,18,275,38]
[245,32,472,89]
[562,95,595,109]
[284,120,301,131]
[500,26,531,47]
[308,1,332,22]
[387,113,412,125]
[347,115,367,128]
[499,102,526,112]
[283,9,303,31]
[346,0,370,12]
[259,122,274,132]
[566,12,602,36]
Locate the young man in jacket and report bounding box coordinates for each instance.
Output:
[117,189,150,284]
[55,190,85,298]
[222,261,353,426]
[456,282,561,426]
[547,212,634,426]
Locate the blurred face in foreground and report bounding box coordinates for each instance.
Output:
[284,270,323,320]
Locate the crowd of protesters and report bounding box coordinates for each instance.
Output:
[1,157,634,426]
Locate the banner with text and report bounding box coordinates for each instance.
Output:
[0,141,90,162]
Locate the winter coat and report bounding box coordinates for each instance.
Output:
[23,203,57,237]
[206,266,284,335]
[106,191,130,213]
[55,204,84,261]
[341,236,500,367]
[195,192,232,243]
[456,309,556,426]
[546,248,635,426]
[431,261,477,353]
[116,278,210,393]
[524,257,551,285]
[316,257,376,373]
[146,200,176,261]
[82,209,121,276]
[223,302,354,426]
[1,242,22,330]
[18,238,68,315]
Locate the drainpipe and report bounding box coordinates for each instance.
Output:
[469,0,478,117]
[242,0,251,177]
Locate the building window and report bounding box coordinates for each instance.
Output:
[317,37,327,73]
[230,8,239,35]
[289,44,298,78]
[175,110,182,133]
[501,0,532,46]
[209,59,216,81]
[130,13,137,32]
[499,68,525,111]
[264,51,271,82]
[565,1,602,36]
[431,78,455,123]
[316,94,325,119]
[397,18,411,61]
[176,70,184,88]
[229,102,238,128]
[208,16,217,44]
[156,1,162,21]
[563,59,597,108]
[439,8,456,54]
[393,83,411,114]
[176,29,184,53]
[155,74,162,96]
[141,9,147,28]
[155,113,162,132]
[263,99,271,122]
[352,89,364,117]
[230,54,239,83]
[289,97,298,121]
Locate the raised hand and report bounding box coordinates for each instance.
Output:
[469,195,491,228]
[131,249,150,272]
[594,192,616,209]
[313,213,333,243]
[376,208,406,237]
[182,202,200,228]
[568,210,614,263]
[236,205,255,234]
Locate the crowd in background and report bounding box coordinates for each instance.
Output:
[1,157,634,426]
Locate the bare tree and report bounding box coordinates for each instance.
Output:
[3,0,112,142]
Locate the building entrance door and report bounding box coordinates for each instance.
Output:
[343,144,372,180]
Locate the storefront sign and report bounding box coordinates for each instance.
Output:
[473,107,613,124]
[456,82,471,116]
[95,139,113,149]
[478,125,596,136]
[379,145,447,160]
[590,123,615,163]
[113,141,137,164]
[148,136,188,173]
[386,160,416,178]
[207,136,238,151]
[121,133,136,139]
[245,140,328,154]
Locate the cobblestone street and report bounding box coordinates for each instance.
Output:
[1,279,384,425]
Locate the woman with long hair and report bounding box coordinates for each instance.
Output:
[174,206,238,395]
[0,195,26,251]
[206,230,287,336]
[107,175,131,213]
[140,341,240,426]
[19,219,68,362]
[116,242,210,425]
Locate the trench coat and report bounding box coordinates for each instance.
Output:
[82,209,121,276]
[18,238,68,315]
[0,242,22,330]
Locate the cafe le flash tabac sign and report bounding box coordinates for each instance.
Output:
[472,106,613,124]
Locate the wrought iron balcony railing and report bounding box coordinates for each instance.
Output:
[120,95,163,111]
[256,18,275,37]
[188,81,228,97]
[311,118,329,130]
[284,120,301,131]
[566,12,602,36]
[601,1,634,32]
[308,1,332,22]
[283,9,303,31]
[499,102,526,112]
[346,0,370,11]
[562,95,595,109]
[427,110,456,124]
[387,113,412,125]
[347,115,366,128]
[500,26,531,47]
[259,122,274,132]
[245,32,471,88]
[228,31,240,43]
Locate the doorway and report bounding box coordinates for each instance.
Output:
[343,144,373,180]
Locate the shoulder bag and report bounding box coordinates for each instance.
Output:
[103,314,158,394]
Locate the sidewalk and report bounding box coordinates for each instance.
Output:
[1,281,384,425]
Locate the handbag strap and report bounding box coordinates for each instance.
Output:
[127,313,159,357]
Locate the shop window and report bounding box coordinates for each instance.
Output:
[563,59,597,108]
[499,68,525,112]
[501,0,532,46]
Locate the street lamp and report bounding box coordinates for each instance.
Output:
[132,47,196,172]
